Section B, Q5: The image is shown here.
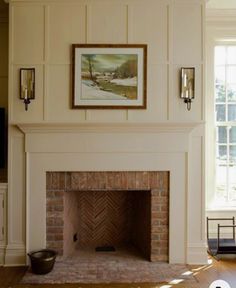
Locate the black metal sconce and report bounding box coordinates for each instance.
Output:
[180,67,195,111]
[20,68,35,111]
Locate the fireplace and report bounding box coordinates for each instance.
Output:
[46,171,169,262]
[17,122,205,265]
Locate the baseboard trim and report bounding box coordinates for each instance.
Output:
[4,244,26,266]
[187,243,208,264]
[0,245,6,266]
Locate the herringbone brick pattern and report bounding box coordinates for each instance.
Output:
[77,191,134,247]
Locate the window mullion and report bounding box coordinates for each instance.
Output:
[225,47,230,202]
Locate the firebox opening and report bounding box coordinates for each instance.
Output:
[64,190,151,260]
[46,171,169,262]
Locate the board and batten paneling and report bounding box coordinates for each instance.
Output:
[48,4,86,64]
[87,3,128,44]
[12,5,45,64]
[6,0,207,266]
[9,0,205,123]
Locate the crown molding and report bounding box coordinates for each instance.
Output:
[206,9,236,23]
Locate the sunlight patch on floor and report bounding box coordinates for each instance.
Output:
[181,270,193,276]
[169,279,184,284]
[192,264,208,272]
[208,258,213,265]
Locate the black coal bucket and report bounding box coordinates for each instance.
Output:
[28,249,57,275]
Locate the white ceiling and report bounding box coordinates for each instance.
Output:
[207,0,236,9]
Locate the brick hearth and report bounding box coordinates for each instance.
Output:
[46,171,169,262]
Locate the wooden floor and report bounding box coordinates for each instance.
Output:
[1,256,236,288]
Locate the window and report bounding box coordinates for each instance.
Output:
[214,46,236,207]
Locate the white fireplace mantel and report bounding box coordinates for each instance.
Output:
[15,122,204,134]
[12,121,208,265]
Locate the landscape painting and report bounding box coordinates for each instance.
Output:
[72,44,147,109]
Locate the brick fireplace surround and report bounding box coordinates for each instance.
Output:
[46,171,169,262]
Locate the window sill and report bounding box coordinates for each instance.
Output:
[206,207,236,212]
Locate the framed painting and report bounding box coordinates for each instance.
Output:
[72,44,147,109]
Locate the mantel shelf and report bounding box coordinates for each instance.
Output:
[15,122,204,134]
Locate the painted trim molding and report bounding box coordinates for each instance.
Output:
[16,122,204,134]
[206,9,236,23]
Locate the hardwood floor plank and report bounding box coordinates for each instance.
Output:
[0,266,28,288]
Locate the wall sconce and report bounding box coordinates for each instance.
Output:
[180,67,195,111]
[20,68,35,111]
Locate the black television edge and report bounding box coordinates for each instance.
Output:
[0,108,5,168]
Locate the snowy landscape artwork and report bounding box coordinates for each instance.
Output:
[72,44,147,109]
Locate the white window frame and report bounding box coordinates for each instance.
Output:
[206,26,236,211]
[214,45,236,206]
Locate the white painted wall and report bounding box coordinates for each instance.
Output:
[5,0,207,265]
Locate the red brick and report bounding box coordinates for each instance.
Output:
[54,206,64,212]
[78,172,88,190]
[160,233,168,240]
[46,218,54,226]
[70,172,80,190]
[47,227,63,234]
[151,204,161,212]
[160,205,168,212]
[151,190,161,196]
[151,240,168,248]
[65,172,72,189]
[88,172,106,190]
[127,172,136,189]
[54,217,64,226]
[55,234,63,241]
[151,234,160,240]
[46,234,55,241]
[48,172,66,190]
[106,172,127,190]
[152,212,167,219]
[135,172,149,189]
[160,247,168,255]
[149,172,159,189]
[47,198,63,207]
[46,171,169,261]
[162,172,169,190]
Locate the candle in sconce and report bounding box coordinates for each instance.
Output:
[24,88,28,99]
[184,73,187,87]
[20,69,35,111]
[186,90,188,98]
